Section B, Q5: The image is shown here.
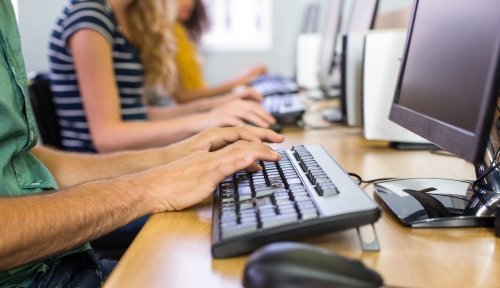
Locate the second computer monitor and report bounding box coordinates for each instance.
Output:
[318,0,343,87]
[390,0,500,164]
[374,0,500,225]
[346,0,379,33]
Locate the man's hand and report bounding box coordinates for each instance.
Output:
[166,126,284,161]
[140,140,281,212]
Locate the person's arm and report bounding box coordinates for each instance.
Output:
[0,140,281,270]
[69,29,207,152]
[173,65,267,103]
[33,126,284,189]
[32,146,170,189]
[147,87,264,120]
[70,30,273,152]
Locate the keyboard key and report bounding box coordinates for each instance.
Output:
[317,183,338,196]
[240,214,258,224]
[221,223,258,239]
[300,209,319,221]
[277,201,295,208]
[255,189,273,198]
[286,177,302,185]
[239,201,254,210]
[261,214,298,229]
[279,206,298,215]
[220,212,237,223]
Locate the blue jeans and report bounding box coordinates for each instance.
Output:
[28,250,116,288]
[91,215,150,259]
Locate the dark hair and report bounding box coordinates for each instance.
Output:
[182,0,209,43]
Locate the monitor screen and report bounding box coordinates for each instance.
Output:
[346,0,379,33]
[318,0,343,81]
[390,0,500,163]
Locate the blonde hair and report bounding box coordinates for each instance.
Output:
[127,0,177,94]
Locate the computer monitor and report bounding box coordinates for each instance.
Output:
[300,2,320,34]
[345,0,379,33]
[317,0,343,90]
[375,0,500,228]
[323,0,379,123]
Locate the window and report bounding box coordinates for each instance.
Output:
[202,0,272,51]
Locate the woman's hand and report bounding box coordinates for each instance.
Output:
[208,99,276,128]
[238,65,268,84]
[211,86,264,108]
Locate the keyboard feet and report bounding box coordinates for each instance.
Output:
[356,224,380,252]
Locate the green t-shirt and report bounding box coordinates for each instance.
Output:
[0,2,90,287]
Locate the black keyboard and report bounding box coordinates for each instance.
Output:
[262,94,305,124]
[211,145,381,258]
[251,75,300,97]
[251,75,305,124]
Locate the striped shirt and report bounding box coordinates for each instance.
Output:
[49,0,147,152]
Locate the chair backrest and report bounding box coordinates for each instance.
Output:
[28,72,63,149]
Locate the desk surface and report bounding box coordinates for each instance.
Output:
[104,126,500,288]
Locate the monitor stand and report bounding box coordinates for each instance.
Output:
[374,120,500,228]
[374,178,494,227]
[322,107,344,123]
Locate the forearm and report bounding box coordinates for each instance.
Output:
[88,117,208,153]
[33,145,180,188]
[147,98,216,120]
[0,176,149,270]
[174,81,237,103]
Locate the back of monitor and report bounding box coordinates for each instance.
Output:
[363,30,428,143]
[296,33,322,89]
[341,31,366,126]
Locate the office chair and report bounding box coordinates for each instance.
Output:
[28,72,63,149]
[28,72,138,259]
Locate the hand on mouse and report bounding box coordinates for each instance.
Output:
[137,140,281,212]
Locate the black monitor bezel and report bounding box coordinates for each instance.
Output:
[389,0,500,164]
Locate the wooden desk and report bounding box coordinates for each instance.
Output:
[104,126,500,288]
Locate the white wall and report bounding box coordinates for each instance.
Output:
[202,0,319,84]
[17,0,414,79]
[18,0,317,77]
[202,0,414,85]
[18,0,67,73]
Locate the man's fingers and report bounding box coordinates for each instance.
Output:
[212,141,281,177]
[245,162,263,172]
[207,126,284,151]
[242,126,284,143]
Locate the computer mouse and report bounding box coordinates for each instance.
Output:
[243,242,383,288]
